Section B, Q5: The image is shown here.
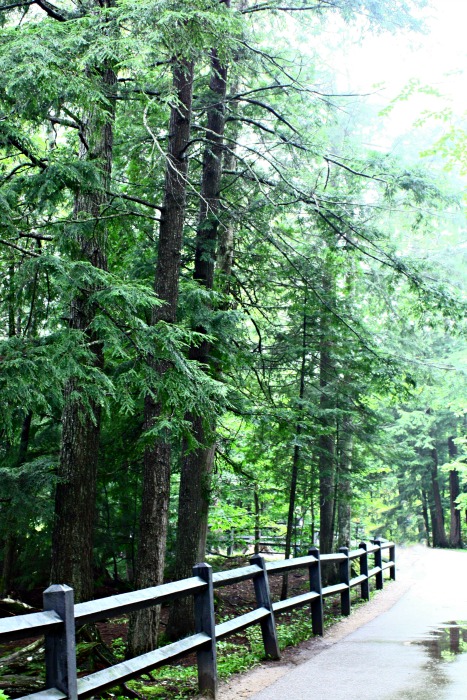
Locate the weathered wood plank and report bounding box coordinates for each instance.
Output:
[250,554,280,660]
[321,583,348,597]
[76,633,211,696]
[193,563,217,698]
[349,574,367,588]
[389,544,396,580]
[381,561,395,572]
[17,689,66,700]
[339,547,351,616]
[265,554,317,574]
[215,608,269,640]
[272,590,320,613]
[348,548,365,560]
[373,541,384,590]
[44,585,77,699]
[0,610,62,643]
[212,564,262,588]
[368,566,382,578]
[308,547,324,636]
[359,541,370,601]
[378,541,394,550]
[319,553,347,562]
[74,577,206,625]
[364,544,379,554]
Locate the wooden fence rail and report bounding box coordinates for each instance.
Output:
[1,538,395,700]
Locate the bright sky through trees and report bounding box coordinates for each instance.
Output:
[317,0,467,150]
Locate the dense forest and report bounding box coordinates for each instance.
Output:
[1,0,467,659]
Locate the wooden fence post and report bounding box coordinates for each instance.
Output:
[193,562,218,698]
[373,538,384,590]
[43,584,77,700]
[389,543,396,581]
[308,547,324,635]
[338,547,351,616]
[250,554,280,659]
[359,541,370,601]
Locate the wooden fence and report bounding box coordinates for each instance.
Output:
[0,539,395,700]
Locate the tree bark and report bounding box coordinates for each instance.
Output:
[1,404,32,596]
[166,39,229,641]
[429,446,448,548]
[280,296,307,600]
[448,435,462,548]
[127,59,195,657]
[50,60,116,603]
[254,485,261,555]
[421,487,431,547]
[318,286,335,556]
[337,423,352,549]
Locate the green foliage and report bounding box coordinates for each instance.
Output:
[0,0,465,599]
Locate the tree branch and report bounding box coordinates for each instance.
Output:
[4,134,47,170]
[0,238,40,257]
[48,115,80,129]
[237,97,301,135]
[242,2,326,13]
[0,0,33,10]
[107,190,163,211]
[225,115,307,151]
[324,156,388,184]
[34,0,68,20]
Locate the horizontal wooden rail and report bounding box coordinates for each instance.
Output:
[215,607,270,639]
[348,548,365,560]
[77,633,211,697]
[1,538,395,700]
[212,564,262,587]
[322,582,348,597]
[319,552,347,562]
[272,590,320,614]
[0,609,62,643]
[265,554,317,573]
[349,574,367,588]
[382,561,395,571]
[74,576,207,625]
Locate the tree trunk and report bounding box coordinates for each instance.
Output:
[448,436,462,548]
[50,61,116,603]
[337,424,352,549]
[421,487,431,546]
[127,60,194,657]
[1,535,17,598]
[217,65,242,292]
[1,410,34,596]
[280,297,307,601]
[318,327,335,554]
[430,446,448,548]
[254,485,261,555]
[166,38,229,641]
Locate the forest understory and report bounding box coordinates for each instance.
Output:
[0,554,387,699]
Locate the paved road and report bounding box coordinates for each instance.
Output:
[250,547,467,700]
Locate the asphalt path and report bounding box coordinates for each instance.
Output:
[245,547,467,700]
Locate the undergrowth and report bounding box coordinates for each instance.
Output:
[104,588,377,699]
